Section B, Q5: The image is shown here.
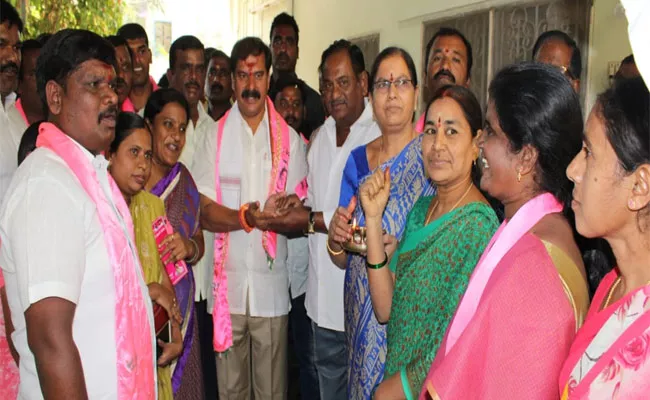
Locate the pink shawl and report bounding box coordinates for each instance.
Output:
[15,98,28,125]
[37,123,155,399]
[211,98,306,352]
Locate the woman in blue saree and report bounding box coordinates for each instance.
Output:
[328,47,435,399]
[144,88,206,399]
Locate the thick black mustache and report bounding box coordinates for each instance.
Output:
[97,106,118,123]
[330,99,346,108]
[211,82,224,92]
[242,89,261,99]
[0,62,19,74]
[277,52,290,62]
[433,69,455,83]
[185,81,200,89]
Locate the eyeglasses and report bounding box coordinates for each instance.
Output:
[373,78,413,94]
[557,65,576,81]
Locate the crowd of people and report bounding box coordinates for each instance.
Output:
[0,0,648,399]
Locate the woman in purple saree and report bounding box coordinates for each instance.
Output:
[144,88,206,399]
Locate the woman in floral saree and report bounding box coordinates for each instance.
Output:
[560,77,650,399]
[144,89,206,399]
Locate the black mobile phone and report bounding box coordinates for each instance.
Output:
[156,321,172,359]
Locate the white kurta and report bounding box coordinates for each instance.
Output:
[305,101,381,332]
[191,102,308,317]
[0,93,28,206]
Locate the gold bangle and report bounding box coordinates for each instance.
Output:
[326,239,345,256]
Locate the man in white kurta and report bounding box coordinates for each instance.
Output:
[190,37,307,400]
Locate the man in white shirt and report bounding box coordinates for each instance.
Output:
[167,35,214,167]
[190,36,307,400]
[266,39,380,400]
[0,1,26,206]
[0,28,155,399]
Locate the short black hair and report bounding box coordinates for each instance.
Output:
[424,27,473,78]
[0,0,23,33]
[230,37,272,72]
[319,39,366,77]
[369,47,417,91]
[489,61,583,209]
[532,30,582,79]
[17,120,44,165]
[204,47,217,65]
[36,33,52,45]
[19,39,43,81]
[270,12,299,45]
[106,35,128,49]
[109,112,150,155]
[143,87,190,125]
[621,54,635,65]
[270,75,305,103]
[37,29,116,116]
[208,49,230,67]
[117,23,149,46]
[169,35,204,71]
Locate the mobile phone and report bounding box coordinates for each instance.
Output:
[153,303,172,359]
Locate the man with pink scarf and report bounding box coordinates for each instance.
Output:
[0,30,156,399]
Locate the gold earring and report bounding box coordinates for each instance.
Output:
[517,170,522,182]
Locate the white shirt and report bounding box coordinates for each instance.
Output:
[623,0,650,85]
[0,93,28,206]
[287,236,308,299]
[0,141,155,399]
[305,101,381,331]
[179,101,214,168]
[191,102,308,317]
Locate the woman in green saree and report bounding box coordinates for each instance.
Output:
[107,112,183,400]
[360,85,499,400]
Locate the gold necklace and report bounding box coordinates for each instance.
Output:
[603,277,650,308]
[424,182,474,225]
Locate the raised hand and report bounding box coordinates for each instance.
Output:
[359,167,391,220]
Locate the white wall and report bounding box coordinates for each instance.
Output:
[290,0,631,114]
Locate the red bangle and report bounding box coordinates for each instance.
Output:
[239,203,254,233]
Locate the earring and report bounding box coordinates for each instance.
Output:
[517,170,522,182]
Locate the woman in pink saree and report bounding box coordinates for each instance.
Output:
[419,63,590,399]
[560,77,650,399]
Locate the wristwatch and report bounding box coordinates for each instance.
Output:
[306,211,316,234]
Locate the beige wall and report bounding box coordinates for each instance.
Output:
[288,0,631,114]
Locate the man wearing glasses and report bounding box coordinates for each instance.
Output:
[532,30,582,93]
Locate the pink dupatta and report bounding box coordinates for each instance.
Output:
[14,98,28,125]
[211,98,307,352]
[37,123,155,399]
[444,192,564,355]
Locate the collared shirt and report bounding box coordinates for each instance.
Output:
[0,138,154,399]
[305,100,381,331]
[179,101,214,168]
[190,101,308,317]
[0,93,28,206]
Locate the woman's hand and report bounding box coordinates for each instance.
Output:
[359,167,390,221]
[383,234,398,261]
[161,232,192,263]
[327,196,356,249]
[148,282,182,325]
[157,322,183,367]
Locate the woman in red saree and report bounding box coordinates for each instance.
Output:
[560,77,650,399]
[419,63,590,399]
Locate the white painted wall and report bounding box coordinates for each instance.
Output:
[286,0,631,114]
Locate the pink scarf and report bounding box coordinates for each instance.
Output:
[37,123,155,399]
[121,97,136,113]
[211,98,306,352]
[444,192,564,355]
[15,98,28,125]
[415,113,425,133]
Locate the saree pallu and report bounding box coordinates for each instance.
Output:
[559,270,650,399]
[339,135,435,400]
[420,234,588,399]
[385,200,498,398]
[151,163,204,400]
[130,191,174,400]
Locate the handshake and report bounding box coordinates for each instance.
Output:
[242,193,309,234]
